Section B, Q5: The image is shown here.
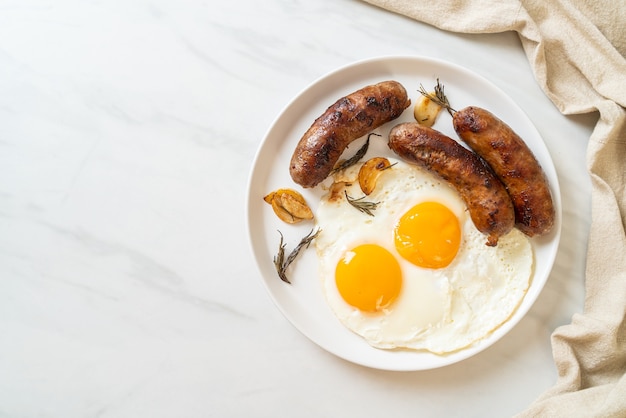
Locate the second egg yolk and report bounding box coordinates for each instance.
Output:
[394,201,461,269]
[335,244,402,312]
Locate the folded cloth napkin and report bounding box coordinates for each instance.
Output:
[360,0,626,416]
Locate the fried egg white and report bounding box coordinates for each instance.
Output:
[315,158,533,354]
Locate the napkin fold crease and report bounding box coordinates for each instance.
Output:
[361,0,626,416]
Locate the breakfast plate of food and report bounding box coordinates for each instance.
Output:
[246,56,561,371]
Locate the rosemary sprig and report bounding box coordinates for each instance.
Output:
[330,133,380,174]
[273,228,321,284]
[418,78,456,116]
[344,191,380,217]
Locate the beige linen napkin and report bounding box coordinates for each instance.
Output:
[360,0,626,416]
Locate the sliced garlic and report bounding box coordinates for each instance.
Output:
[264,188,314,224]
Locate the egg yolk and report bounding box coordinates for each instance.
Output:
[335,244,402,312]
[394,201,461,269]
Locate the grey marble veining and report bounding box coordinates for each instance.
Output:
[0,0,593,417]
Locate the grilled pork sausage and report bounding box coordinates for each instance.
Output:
[290,80,411,188]
[388,122,515,246]
[453,106,555,237]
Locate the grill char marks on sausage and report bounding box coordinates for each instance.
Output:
[453,106,555,237]
[289,81,411,188]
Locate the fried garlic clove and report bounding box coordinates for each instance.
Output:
[279,191,313,220]
[414,92,443,127]
[358,157,391,195]
[264,188,313,224]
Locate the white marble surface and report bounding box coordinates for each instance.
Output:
[0,1,596,417]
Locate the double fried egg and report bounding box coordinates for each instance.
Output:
[315,157,533,354]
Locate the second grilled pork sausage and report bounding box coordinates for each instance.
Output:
[388,122,515,246]
[290,80,411,188]
[453,106,555,237]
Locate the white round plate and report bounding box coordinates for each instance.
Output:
[246,56,561,371]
